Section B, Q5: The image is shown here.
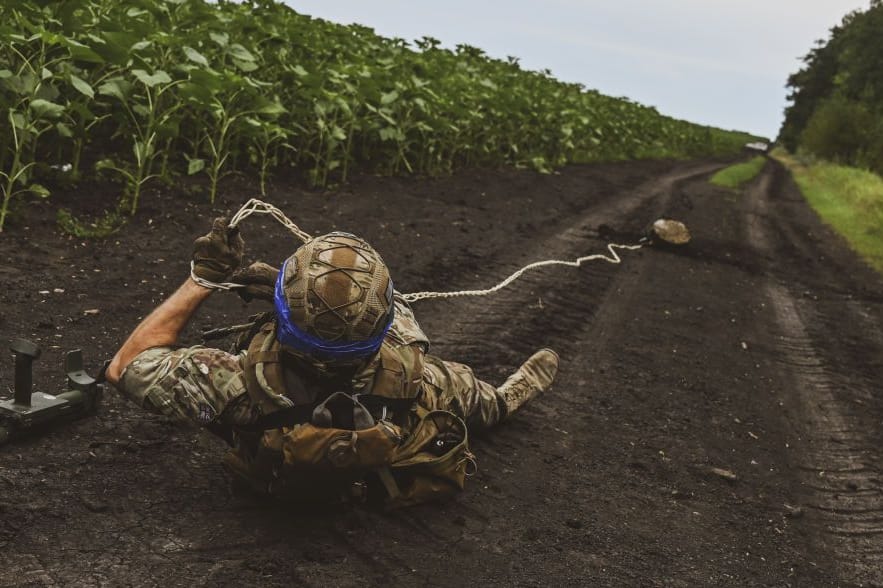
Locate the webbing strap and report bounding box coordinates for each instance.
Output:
[240,394,416,432]
[376,467,401,500]
[413,403,430,419]
[239,404,315,432]
[360,395,416,420]
[244,350,280,367]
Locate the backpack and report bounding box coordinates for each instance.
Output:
[224,321,475,509]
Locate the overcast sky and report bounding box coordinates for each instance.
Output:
[289,1,870,139]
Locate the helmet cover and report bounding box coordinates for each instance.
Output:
[274,232,395,362]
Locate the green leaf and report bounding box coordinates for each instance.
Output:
[98,79,129,101]
[178,81,212,102]
[331,126,347,141]
[10,112,25,130]
[379,127,398,141]
[380,90,399,105]
[100,31,139,64]
[56,122,74,138]
[257,100,286,115]
[132,69,172,88]
[95,159,116,171]
[65,39,104,64]
[292,65,308,76]
[209,32,229,47]
[530,156,552,174]
[133,140,154,163]
[30,99,65,119]
[35,82,60,103]
[0,70,11,79]
[375,108,397,126]
[1,71,31,96]
[70,74,94,98]
[187,69,222,93]
[28,184,50,198]
[183,46,209,67]
[187,158,206,175]
[227,44,256,62]
[41,67,53,80]
[233,58,258,73]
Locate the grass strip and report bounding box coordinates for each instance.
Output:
[710,156,767,189]
[773,148,883,272]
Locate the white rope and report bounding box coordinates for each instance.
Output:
[189,261,244,290]
[400,243,643,303]
[227,198,313,242]
[190,198,312,290]
[192,198,645,301]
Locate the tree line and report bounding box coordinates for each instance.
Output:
[779,0,883,173]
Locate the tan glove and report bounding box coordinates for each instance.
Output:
[192,217,245,283]
[230,261,279,302]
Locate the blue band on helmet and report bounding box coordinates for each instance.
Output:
[273,258,394,361]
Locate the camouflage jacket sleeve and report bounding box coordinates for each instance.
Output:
[116,345,260,427]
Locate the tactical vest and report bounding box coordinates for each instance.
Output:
[225,299,475,508]
[242,300,429,419]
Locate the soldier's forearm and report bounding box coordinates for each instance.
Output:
[106,278,213,384]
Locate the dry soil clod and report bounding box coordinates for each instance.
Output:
[709,467,738,482]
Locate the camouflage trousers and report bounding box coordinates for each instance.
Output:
[420,355,505,433]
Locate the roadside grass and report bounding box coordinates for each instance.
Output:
[710,156,767,188]
[773,148,883,272]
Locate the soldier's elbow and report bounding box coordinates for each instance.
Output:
[106,354,125,385]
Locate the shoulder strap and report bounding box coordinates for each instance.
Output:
[233,311,276,352]
[243,350,281,367]
[243,323,316,409]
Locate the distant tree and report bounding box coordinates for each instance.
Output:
[837,3,883,105]
[779,20,849,151]
[779,1,883,165]
[799,95,873,163]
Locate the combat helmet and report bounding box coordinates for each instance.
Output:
[274,232,395,364]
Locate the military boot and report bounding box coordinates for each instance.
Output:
[497,348,559,417]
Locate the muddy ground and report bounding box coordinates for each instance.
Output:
[1,156,882,587]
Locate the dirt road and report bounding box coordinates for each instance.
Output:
[1,157,881,586]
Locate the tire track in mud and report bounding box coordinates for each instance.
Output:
[418,162,722,470]
[409,161,726,585]
[421,161,722,366]
[746,163,883,585]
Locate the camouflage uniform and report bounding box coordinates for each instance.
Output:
[116,300,504,435]
[117,228,558,505]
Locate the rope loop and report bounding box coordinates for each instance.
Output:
[228,198,313,242]
[189,261,245,290]
[195,198,643,302]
